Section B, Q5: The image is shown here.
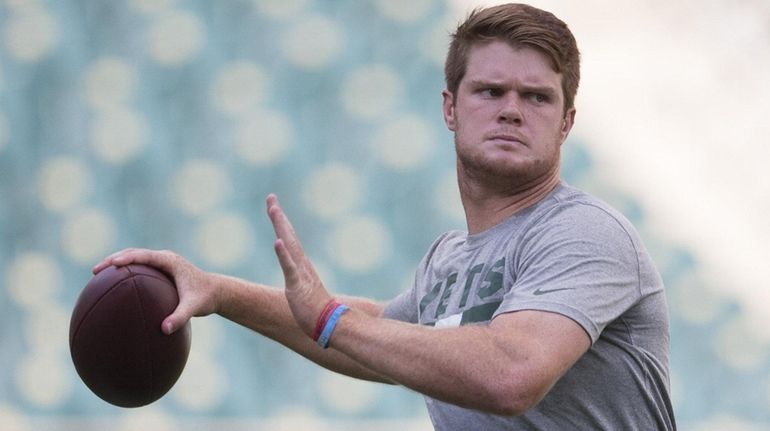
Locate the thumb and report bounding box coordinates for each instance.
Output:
[162,302,195,335]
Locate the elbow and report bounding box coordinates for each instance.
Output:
[485,379,544,417]
[490,394,537,417]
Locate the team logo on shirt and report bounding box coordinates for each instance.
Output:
[418,257,506,326]
[533,287,574,295]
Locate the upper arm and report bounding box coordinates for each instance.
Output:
[502,203,642,343]
[489,309,590,410]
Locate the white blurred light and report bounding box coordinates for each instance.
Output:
[118,407,180,431]
[373,114,436,170]
[90,108,148,164]
[435,170,464,222]
[421,15,455,67]
[318,370,380,414]
[130,0,176,15]
[171,354,227,410]
[83,57,137,110]
[15,354,71,407]
[263,407,332,431]
[172,159,232,215]
[669,272,726,325]
[6,253,62,310]
[0,112,8,153]
[375,0,434,23]
[0,404,31,431]
[212,61,268,116]
[341,64,403,120]
[540,0,770,339]
[38,156,92,213]
[691,414,765,431]
[302,163,362,220]
[253,0,309,20]
[235,109,294,166]
[327,216,391,272]
[283,15,342,69]
[713,317,768,372]
[60,208,117,265]
[4,0,44,12]
[194,212,254,268]
[3,6,58,62]
[186,315,223,352]
[23,302,70,355]
[147,11,205,65]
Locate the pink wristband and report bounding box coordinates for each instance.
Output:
[312,299,339,341]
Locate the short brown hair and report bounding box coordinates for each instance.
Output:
[445,3,580,113]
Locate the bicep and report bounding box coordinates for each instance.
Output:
[489,310,590,404]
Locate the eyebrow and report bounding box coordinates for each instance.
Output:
[466,79,559,97]
[520,85,559,98]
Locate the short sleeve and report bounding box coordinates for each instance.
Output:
[383,231,457,324]
[494,202,642,343]
[382,287,419,323]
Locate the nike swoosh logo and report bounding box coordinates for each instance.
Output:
[533,287,574,296]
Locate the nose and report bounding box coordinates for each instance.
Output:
[498,95,523,125]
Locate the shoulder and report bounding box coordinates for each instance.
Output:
[527,184,640,243]
[423,230,466,261]
[508,184,648,269]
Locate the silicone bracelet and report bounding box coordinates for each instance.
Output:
[317,304,349,349]
[312,299,339,341]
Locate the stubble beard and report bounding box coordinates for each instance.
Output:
[454,133,560,192]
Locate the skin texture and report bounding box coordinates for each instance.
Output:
[445,41,576,234]
[93,39,590,416]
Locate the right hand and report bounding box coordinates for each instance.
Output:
[92,249,218,335]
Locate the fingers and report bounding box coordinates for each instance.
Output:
[92,248,136,274]
[94,249,211,337]
[268,197,333,336]
[273,238,300,288]
[92,248,177,275]
[266,194,302,255]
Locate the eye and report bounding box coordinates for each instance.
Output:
[480,87,504,98]
[529,93,551,105]
[528,93,549,104]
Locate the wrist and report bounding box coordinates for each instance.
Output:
[209,272,240,317]
[314,300,350,349]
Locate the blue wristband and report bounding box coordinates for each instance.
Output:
[317,304,349,349]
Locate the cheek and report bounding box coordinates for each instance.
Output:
[531,112,566,140]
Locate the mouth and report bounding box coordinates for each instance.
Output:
[486,133,527,147]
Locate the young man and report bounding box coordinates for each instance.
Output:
[94,4,675,430]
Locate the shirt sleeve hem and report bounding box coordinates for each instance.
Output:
[492,300,601,344]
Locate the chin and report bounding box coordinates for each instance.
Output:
[460,153,555,186]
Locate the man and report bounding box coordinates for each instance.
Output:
[94,3,675,430]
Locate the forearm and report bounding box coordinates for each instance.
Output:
[331,309,537,415]
[261,196,583,414]
[210,273,394,384]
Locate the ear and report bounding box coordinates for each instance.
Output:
[442,90,457,132]
[559,107,576,145]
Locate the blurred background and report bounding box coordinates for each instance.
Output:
[1,0,769,430]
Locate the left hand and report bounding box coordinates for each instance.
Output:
[266,194,332,337]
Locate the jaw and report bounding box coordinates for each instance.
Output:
[455,136,560,192]
[455,149,561,199]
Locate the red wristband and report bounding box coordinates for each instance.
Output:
[312,299,339,341]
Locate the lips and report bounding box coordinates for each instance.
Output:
[486,133,526,147]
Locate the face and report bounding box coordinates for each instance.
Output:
[443,40,575,188]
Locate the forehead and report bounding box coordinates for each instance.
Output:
[463,40,561,88]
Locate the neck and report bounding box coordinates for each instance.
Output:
[458,166,561,235]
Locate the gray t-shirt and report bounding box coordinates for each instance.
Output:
[384,182,675,430]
